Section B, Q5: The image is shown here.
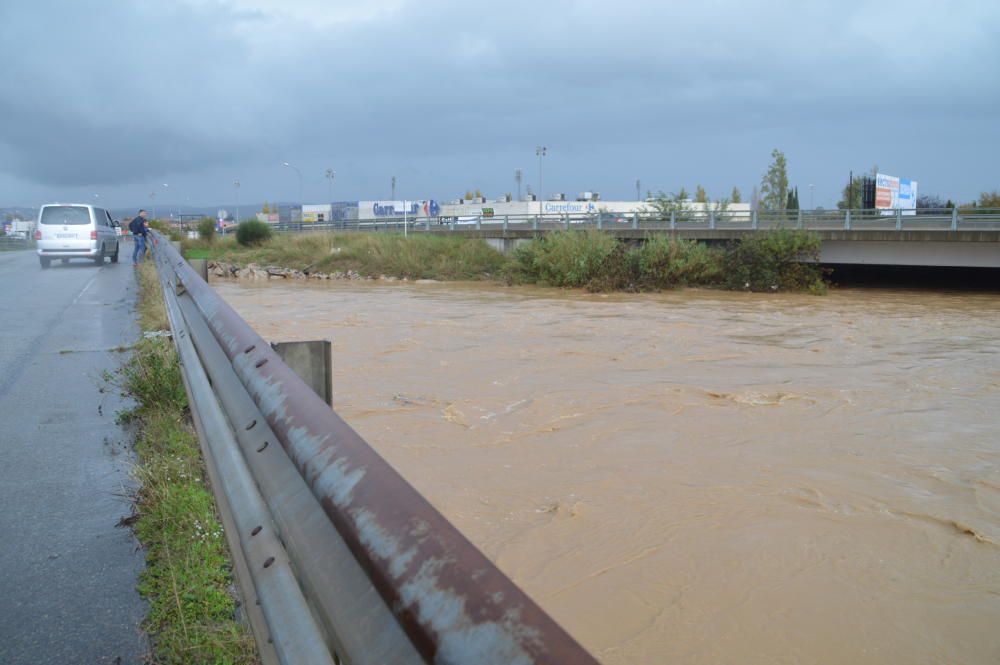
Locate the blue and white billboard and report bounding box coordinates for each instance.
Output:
[876,173,918,215]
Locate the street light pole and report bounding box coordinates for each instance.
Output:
[514,168,522,202]
[636,179,641,201]
[325,169,335,202]
[282,162,303,225]
[391,175,396,201]
[150,191,156,220]
[535,146,547,212]
[234,180,240,224]
[809,184,814,210]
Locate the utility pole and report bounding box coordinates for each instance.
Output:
[535,146,547,210]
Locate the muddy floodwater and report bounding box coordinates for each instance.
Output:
[215,279,1000,665]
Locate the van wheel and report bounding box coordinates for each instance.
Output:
[94,247,105,266]
[110,242,120,264]
[40,257,51,269]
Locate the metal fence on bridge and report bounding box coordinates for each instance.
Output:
[259,208,1000,236]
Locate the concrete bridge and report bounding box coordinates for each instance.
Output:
[275,208,1000,269]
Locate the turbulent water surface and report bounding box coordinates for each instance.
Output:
[215,279,1000,665]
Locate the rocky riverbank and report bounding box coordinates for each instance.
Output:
[208,261,434,283]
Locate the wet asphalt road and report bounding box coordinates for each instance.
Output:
[0,248,148,664]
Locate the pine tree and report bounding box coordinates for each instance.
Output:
[731,186,742,204]
[694,185,708,203]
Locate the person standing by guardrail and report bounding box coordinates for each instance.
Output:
[129,209,156,266]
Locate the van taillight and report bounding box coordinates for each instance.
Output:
[90,230,97,240]
[34,230,41,240]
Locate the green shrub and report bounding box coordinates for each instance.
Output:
[196,217,216,243]
[723,229,824,292]
[636,236,724,289]
[511,231,618,287]
[236,219,273,247]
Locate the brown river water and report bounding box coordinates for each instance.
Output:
[215,279,1000,665]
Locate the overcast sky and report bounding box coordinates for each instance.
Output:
[1,0,998,211]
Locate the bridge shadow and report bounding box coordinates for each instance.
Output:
[826,264,1000,292]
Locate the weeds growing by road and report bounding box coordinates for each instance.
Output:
[113,262,256,664]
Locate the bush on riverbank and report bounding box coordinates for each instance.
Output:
[236,219,273,246]
[111,262,256,664]
[721,229,825,293]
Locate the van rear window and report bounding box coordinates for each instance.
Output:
[41,206,90,225]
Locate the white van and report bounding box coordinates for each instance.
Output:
[35,203,121,268]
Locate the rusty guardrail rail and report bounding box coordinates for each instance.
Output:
[151,233,600,665]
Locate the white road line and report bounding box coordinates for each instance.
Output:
[71,271,102,305]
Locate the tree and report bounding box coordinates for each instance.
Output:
[786,186,799,211]
[694,185,708,203]
[759,149,789,210]
[649,189,692,220]
[731,186,742,204]
[836,174,867,210]
[917,194,946,209]
[262,201,271,214]
[978,190,1000,208]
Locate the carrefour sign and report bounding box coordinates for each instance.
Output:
[543,202,597,214]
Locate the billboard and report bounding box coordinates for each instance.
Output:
[875,173,918,215]
[358,200,440,220]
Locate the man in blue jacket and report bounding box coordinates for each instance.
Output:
[128,209,155,266]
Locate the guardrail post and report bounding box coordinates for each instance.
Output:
[475,216,481,230]
[533,215,539,231]
[895,208,902,231]
[632,212,638,229]
[751,209,758,230]
[503,215,509,231]
[797,209,803,229]
[670,210,676,230]
[844,209,851,230]
[709,210,716,229]
[951,207,958,230]
[597,213,602,231]
[270,341,333,407]
[564,215,570,231]
[187,258,209,281]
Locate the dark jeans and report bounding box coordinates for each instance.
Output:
[132,234,146,264]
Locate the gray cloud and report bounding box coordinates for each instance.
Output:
[1,0,998,207]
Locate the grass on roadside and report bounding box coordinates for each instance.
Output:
[113,262,257,664]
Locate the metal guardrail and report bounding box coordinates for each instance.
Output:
[253,208,1000,236]
[150,233,600,665]
[0,235,32,249]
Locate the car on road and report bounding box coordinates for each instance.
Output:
[35,204,120,268]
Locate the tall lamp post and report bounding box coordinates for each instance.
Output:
[391,175,396,201]
[282,162,303,225]
[514,168,523,201]
[636,179,641,201]
[234,180,240,224]
[149,191,157,221]
[325,169,335,202]
[808,183,814,210]
[535,146,547,210]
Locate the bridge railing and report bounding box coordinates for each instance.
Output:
[258,208,1000,236]
[150,234,600,665]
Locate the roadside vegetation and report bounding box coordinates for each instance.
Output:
[112,262,256,664]
[184,226,826,293]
